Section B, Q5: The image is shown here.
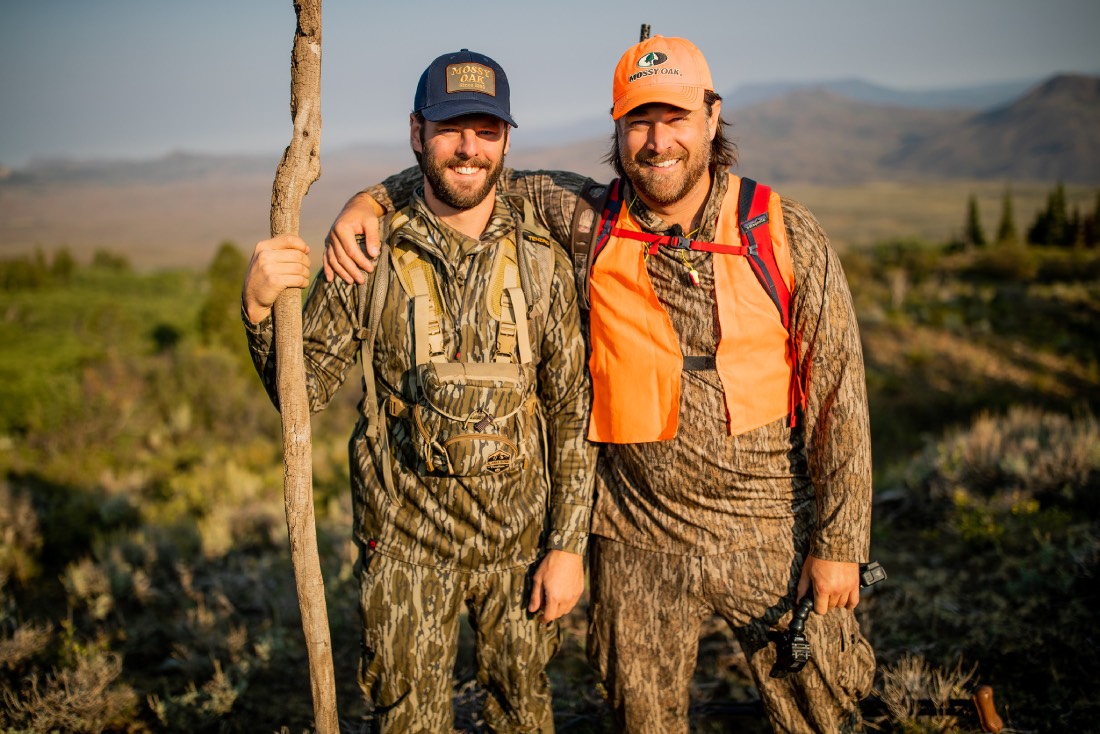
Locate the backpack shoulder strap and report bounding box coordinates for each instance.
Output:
[737,177,792,330]
[515,198,554,322]
[384,212,448,368]
[356,215,396,440]
[736,177,805,425]
[568,178,623,310]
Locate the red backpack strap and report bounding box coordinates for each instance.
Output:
[738,178,804,425]
[738,178,791,330]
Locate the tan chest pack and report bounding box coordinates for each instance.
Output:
[356,204,554,493]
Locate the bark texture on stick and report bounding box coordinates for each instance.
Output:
[270,1,338,731]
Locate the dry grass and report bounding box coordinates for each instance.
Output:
[783,180,1098,252]
[872,655,979,734]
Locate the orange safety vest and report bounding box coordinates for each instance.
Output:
[587,174,797,443]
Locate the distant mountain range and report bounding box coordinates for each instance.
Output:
[3,74,1098,187]
[883,74,1100,183]
[512,73,1100,185]
[722,77,1041,111]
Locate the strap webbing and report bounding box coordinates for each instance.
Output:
[505,286,532,364]
[407,261,445,367]
[738,178,791,329]
[610,227,754,257]
[590,178,625,267]
[682,356,716,371]
[355,228,396,496]
[569,180,611,310]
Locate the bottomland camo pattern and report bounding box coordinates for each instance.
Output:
[245,191,595,571]
[367,166,875,731]
[358,550,560,733]
[588,536,874,734]
[244,191,593,729]
[368,167,871,562]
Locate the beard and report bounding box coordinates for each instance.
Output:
[619,136,711,206]
[419,149,505,211]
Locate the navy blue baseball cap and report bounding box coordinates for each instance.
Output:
[413,49,517,127]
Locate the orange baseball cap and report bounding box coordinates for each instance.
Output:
[612,35,714,120]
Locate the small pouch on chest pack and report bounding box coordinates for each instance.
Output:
[410,361,535,476]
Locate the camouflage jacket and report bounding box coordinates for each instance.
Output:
[367,167,872,564]
[245,190,596,571]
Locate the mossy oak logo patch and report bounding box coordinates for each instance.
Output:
[447,63,497,96]
[628,52,681,83]
[485,449,513,474]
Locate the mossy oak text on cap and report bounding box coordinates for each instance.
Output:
[446,63,496,95]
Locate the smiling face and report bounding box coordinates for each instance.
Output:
[411,112,509,212]
[615,101,719,208]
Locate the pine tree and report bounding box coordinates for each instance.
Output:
[964,194,986,249]
[1068,207,1082,248]
[995,186,1018,246]
[1085,191,1100,248]
[1027,182,1070,247]
[1048,183,1070,247]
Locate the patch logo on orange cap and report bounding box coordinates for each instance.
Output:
[636,51,668,68]
[446,63,497,96]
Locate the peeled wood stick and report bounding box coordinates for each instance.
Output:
[269,1,338,731]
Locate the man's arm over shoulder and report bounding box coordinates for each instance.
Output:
[784,197,872,565]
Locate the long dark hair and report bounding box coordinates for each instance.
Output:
[603,90,737,178]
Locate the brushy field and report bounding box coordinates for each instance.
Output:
[1,228,1098,733]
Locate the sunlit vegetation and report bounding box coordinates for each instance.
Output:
[1,208,1097,731]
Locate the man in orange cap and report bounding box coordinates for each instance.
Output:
[322,35,875,734]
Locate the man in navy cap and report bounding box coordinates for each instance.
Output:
[242,49,596,733]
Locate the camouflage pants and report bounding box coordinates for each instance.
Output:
[587,536,874,734]
[357,550,561,733]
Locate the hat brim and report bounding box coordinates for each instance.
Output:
[419,98,518,128]
[612,85,705,120]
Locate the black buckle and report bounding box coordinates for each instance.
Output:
[668,234,691,249]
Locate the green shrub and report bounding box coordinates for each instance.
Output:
[964,242,1038,282]
[872,408,1100,732]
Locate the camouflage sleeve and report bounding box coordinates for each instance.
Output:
[364,168,595,248]
[784,198,873,564]
[498,170,593,247]
[242,274,363,414]
[536,242,598,556]
[362,167,421,215]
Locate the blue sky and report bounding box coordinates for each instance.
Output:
[1,0,1098,167]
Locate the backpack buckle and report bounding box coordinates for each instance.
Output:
[668,234,691,250]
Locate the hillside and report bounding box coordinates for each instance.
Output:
[730,89,969,184]
[885,74,1100,182]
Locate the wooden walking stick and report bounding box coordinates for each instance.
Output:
[269,1,339,731]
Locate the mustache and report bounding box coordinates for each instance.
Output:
[634,151,683,166]
[444,156,491,169]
